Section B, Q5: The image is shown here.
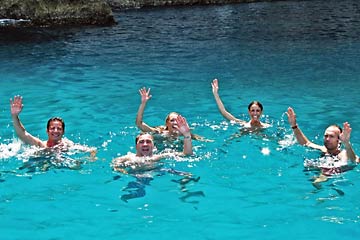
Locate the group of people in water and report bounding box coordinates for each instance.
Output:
[7,78,359,187]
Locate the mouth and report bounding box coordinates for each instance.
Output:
[141,147,151,152]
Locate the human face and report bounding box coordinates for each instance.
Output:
[166,113,179,132]
[46,120,64,143]
[323,126,340,152]
[248,104,262,121]
[136,134,154,157]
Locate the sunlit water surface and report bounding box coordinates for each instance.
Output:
[1,1,360,239]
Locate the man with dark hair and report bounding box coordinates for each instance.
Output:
[10,95,95,153]
[112,114,193,174]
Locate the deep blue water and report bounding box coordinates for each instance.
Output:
[1,1,360,239]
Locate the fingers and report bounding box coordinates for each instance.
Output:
[139,87,152,101]
[211,78,218,88]
[139,87,146,95]
[286,107,296,120]
[176,115,190,131]
[286,107,294,115]
[343,122,352,134]
[10,95,22,103]
[10,95,23,107]
[139,87,151,94]
[176,115,184,124]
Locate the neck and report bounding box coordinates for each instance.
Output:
[47,139,62,147]
[327,148,340,156]
[136,152,153,157]
[250,119,261,126]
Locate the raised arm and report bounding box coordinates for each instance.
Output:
[135,87,157,133]
[175,115,193,155]
[10,95,44,147]
[211,79,245,124]
[286,107,324,151]
[339,122,358,163]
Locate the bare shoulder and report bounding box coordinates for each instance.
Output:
[62,138,75,147]
[154,126,167,134]
[113,152,136,163]
[261,122,272,128]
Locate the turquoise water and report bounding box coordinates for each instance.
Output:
[1,1,360,239]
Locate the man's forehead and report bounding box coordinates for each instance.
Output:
[325,126,340,135]
[49,120,62,126]
[138,134,153,140]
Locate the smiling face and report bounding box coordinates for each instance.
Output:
[323,126,341,153]
[136,133,154,157]
[248,103,262,122]
[46,120,64,145]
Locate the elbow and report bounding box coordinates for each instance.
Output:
[135,119,142,128]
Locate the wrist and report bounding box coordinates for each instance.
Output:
[183,135,191,140]
[291,125,298,129]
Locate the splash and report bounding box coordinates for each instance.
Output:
[0,139,22,160]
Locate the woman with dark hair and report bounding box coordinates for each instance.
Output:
[211,78,270,129]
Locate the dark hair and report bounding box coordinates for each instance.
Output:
[47,117,65,131]
[248,101,263,111]
[135,132,154,145]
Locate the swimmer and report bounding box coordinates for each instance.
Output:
[135,87,208,141]
[10,95,96,155]
[211,79,271,129]
[286,107,358,186]
[113,114,193,174]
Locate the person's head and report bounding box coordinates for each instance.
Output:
[323,124,342,152]
[165,112,179,132]
[46,117,65,143]
[135,133,155,157]
[247,101,263,121]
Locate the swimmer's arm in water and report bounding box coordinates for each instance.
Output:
[10,95,45,147]
[211,79,246,125]
[190,133,213,142]
[112,155,132,173]
[135,87,158,133]
[71,142,98,161]
[340,122,358,163]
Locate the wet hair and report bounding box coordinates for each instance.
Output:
[164,112,179,130]
[47,117,65,131]
[248,101,263,111]
[327,124,343,137]
[135,132,154,145]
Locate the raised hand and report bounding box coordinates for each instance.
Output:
[10,95,23,116]
[139,87,152,104]
[286,107,297,127]
[174,115,191,136]
[340,122,352,144]
[211,78,219,95]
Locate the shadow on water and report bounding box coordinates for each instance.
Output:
[0,26,93,44]
[107,166,204,203]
